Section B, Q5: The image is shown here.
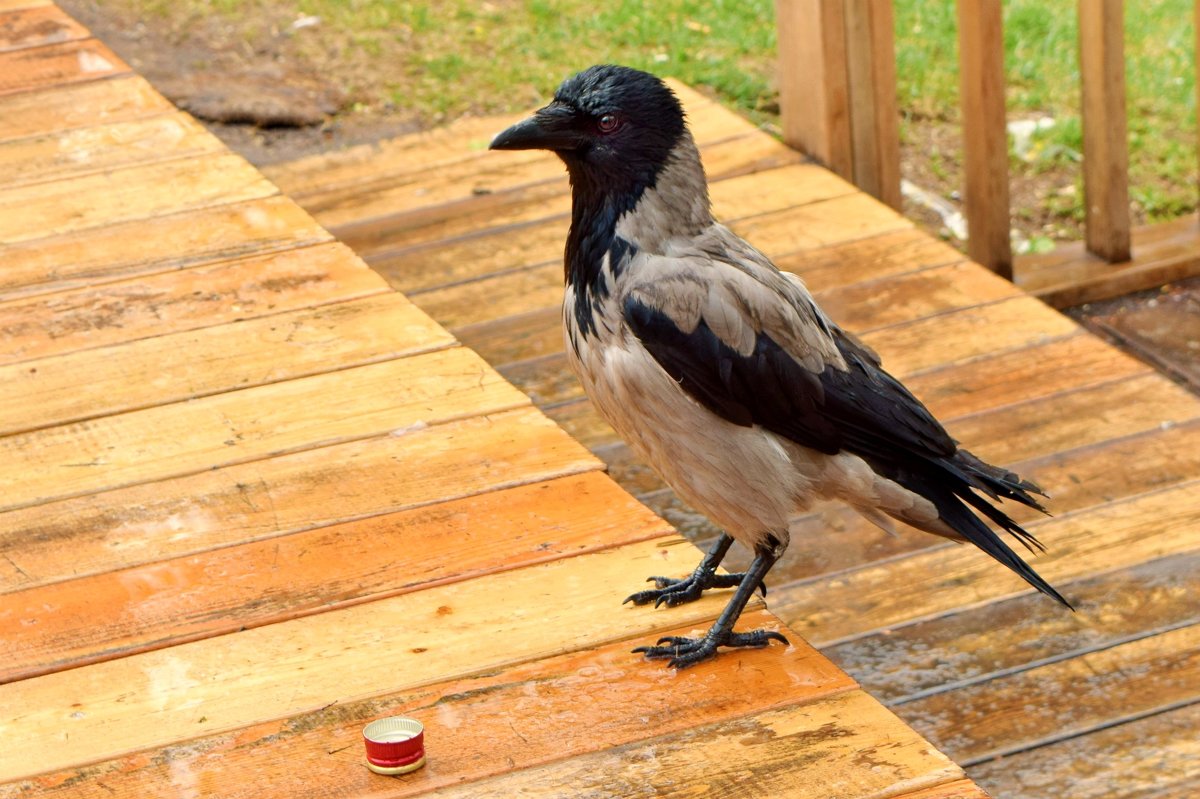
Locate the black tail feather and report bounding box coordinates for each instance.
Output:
[892,450,1074,611]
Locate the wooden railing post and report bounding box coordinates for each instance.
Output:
[776,0,900,209]
[957,0,1013,279]
[776,0,853,182]
[1079,0,1131,262]
[844,0,902,210]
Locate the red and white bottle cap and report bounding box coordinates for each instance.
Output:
[363,717,426,775]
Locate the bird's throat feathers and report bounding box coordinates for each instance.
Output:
[563,134,712,337]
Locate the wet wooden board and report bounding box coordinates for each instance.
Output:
[0,609,847,799]
[0,111,223,188]
[0,38,127,96]
[0,4,87,52]
[0,74,172,143]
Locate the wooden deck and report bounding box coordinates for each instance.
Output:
[0,5,994,798]
[264,64,1200,799]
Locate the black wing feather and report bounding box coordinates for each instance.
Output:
[624,295,1071,609]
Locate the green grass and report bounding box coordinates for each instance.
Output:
[125,0,1197,228]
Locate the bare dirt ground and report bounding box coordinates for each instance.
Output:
[60,0,1199,390]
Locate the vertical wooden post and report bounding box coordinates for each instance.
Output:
[844,0,902,210]
[957,0,1012,279]
[776,0,853,181]
[1079,0,1131,262]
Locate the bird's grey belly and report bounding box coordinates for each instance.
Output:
[566,336,818,547]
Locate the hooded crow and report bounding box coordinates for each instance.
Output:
[491,65,1071,669]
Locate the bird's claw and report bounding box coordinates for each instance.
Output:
[622,571,766,608]
[633,629,790,669]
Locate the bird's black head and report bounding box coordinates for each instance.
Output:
[490,65,687,199]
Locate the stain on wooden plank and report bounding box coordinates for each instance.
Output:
[0,151,276,243]
[0,537,747,782]
[0,4,88,52]
[967,702,1200,799]
[825,551,1200,705]
[0,241,385,365]
[0,75,170,144]
[430,690,963,799]
[0,111,223,188]
[0,38,127,96]
[0,408,600,590]
[0,195,332,299]
[1,471,671,682]
[772,479,1200,647]
[901,622,1200,765]
[0,347,531,513]
[0,293,452,436]
[0,610,844,799]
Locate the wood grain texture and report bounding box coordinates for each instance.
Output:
[0,346,530,513]
[827,550,1200,705]
[432,689,963,799]
[0,74,170,143]
[0,37,126,96]
[0,151,276,243]
[1,471,671,682]
[0,4,88,52]
[0,609,845,799]
[968,702,1200,799]
[0,537,751,782]
[0,195,332,299]
[0,293,451,435]
[0,111,222,188]
[904,622,1200,766]
[956,0,1012,277]
[0,408,600,591]
[0,241,386,365]
[844,0,901,208]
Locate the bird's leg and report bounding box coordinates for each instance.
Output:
[633,542,788,669]
[623,533,766,608]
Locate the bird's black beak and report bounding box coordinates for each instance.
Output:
[489,103,582,152]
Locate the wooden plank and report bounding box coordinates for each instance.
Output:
[775,0,852,179]
[0,152,277,244]
[902,623,1200,766]
[347,130,813,264]
[894,781,993,799]
[956,0,1012,278]
[0,112,223,189]
[826,550,1200,705]
[0,195,332,299]
[431,690,963,799]
[0,609,847,799]
[778,228,967,291]
[968,702,1200,799]
[0,75,171,144]
[0,408,600,590]
[844,0,902,209]
[728,190,912,255]
[0,0,51,11]
[0,241,386,366]
[772,478,1200,647]
[299,98,757,233]
[0,537,746,782]
[1,471,671,682]
[1078,0,1131,262]
[0,347,531,513]
[1017,213,1200,307]
[0,38,127,96]
[0,293,452,436]
[377,152,837,294]
[0,4,88,52]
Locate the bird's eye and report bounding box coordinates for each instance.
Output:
[597,114,621,133]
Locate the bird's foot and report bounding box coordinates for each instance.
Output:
[623,570,764,608]
[633,628,790,669]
